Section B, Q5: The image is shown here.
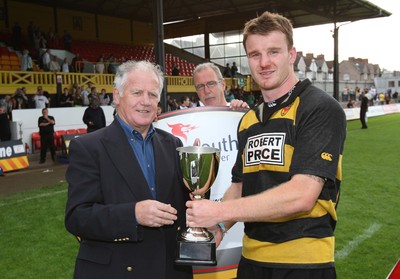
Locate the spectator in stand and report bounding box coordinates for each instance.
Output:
[80,85,90,106]
[99,88,110,106]
[42,49,51,71]
[167,95,179,111]
[38,32,47,49]
[1,95,13,120]
[230,61,238,77]
[107,56,119,74]
[61,58,70,73]
[82,95,106,132]
[71,53,83,73]
[33,86,50,109]
[190,96,199,107]
[11,88,29,110]
[73,86,83,107]
[49,55,61,72]
[246,91,255,108]
[59,88,74,107]
[172,64,180,76]
[20,49,33,71]
[223,63,232,77]
[179,96,190,109]
[95,57,105,74]
[88,86,98,105]
[38,108,56,163]
[0,100,11,141]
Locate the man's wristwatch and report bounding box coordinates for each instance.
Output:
[218,222,227,236]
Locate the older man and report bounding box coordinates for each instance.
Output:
[65,60,192,279]
[193,62,248,108]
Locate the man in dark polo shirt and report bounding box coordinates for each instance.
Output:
[38,108,56,163]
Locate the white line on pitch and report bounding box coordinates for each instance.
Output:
[0,189,67,207]
[335,223,382,260]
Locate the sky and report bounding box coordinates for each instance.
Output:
[292,0,399,71]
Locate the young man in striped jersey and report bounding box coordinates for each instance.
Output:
[186,11,346,279]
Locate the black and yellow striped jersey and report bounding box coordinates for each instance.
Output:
[232,79,346,268]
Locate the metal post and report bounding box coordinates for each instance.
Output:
[153,0,167,112]
[333,22,339,101]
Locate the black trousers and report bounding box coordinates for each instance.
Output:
[40,134,55,162]
[360,109,367,128]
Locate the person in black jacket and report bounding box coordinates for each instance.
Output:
[65,60,192,279]
[360,90,369,129]
[38,108,56,163]
[82,95,106,132]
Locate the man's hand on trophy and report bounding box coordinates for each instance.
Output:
[186,199,220,229]
[135,200,177,227]
[229,99,249,110]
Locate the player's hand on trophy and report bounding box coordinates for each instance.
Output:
[135,200,177,227]
[186,199,220,229]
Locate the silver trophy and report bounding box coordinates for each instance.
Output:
[175,146,220,265]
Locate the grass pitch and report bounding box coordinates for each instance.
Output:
[0,113,399,278]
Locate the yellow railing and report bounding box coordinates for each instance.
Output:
[0,70,257,95]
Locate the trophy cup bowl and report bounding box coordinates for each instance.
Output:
[175,146,220,265]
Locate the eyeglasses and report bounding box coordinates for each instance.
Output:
[195,80,222,91]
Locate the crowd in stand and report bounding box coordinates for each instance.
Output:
[0,82,112,120]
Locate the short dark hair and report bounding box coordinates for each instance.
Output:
[243,11,294,52]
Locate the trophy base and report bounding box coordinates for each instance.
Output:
[175,236,217,266]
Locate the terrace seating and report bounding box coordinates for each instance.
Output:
[72,40,196,76]
[32,129,87,153]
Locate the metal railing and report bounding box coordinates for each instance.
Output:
[0,70,256,95]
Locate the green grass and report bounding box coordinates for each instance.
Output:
[336,113,400,278]
[0,114,399,278]
[0,183,76,279]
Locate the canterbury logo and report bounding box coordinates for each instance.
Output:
[321,152,333,161]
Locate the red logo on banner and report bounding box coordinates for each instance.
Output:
[167,123,197,142]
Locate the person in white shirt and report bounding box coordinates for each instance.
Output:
[80,86,90,106]
[20,49,33,71]
[62,58,70,73]
[42,49,51,71]
[33,87,49,109]
[49,55,60,72]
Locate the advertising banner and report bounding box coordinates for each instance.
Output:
[155,106,246,278]
[0,139,29,173]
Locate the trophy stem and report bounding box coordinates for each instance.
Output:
[180,227,214,242]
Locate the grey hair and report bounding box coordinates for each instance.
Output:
[192,62,224,81]
[113,60,164,97]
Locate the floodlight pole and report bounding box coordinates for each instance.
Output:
[333,22,339,101]
[153,0,167,112]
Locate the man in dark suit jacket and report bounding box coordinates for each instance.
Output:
[65,60,193,279]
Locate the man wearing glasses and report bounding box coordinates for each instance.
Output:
[193,62,247,108]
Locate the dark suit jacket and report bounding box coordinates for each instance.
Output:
[65,119,192,279]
